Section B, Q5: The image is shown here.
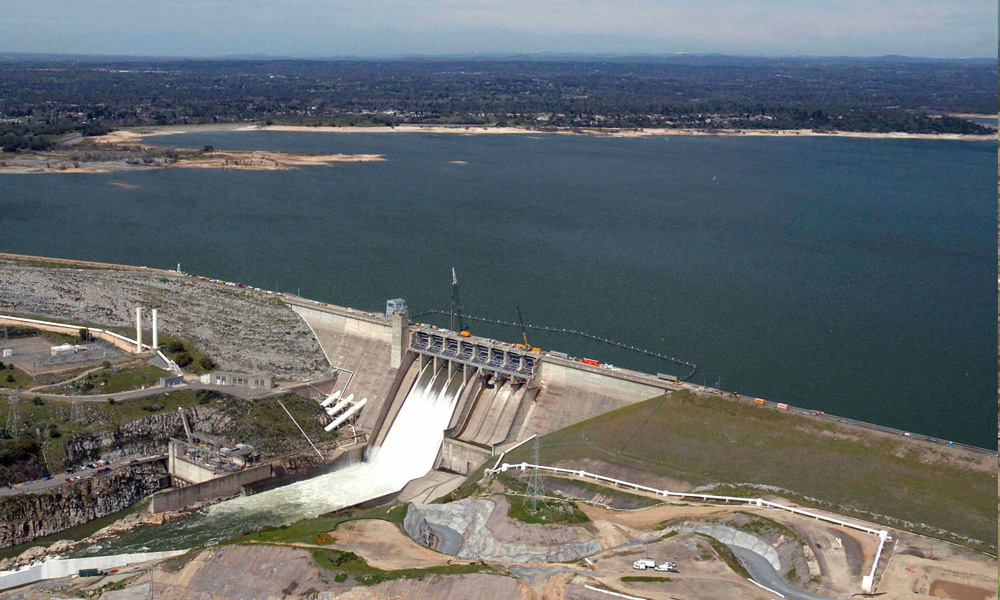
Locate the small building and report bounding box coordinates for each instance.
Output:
[386,298,407,319]
[219,443,256,467]
[207,370,273,389]
[160,375,184,388]
[50,343,78,357]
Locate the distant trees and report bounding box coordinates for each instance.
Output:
[0,57,993,141]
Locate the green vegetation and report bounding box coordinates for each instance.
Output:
[0,438,47,484]
[160,336,216,374]
[231,503,410,546]
[309,547,495,586]
[432,460,492,504]
[786,567,798,582]
[504,391,996,551]
[504,495,589,525]
[733,511,803,545]
[0,362,33,389]
[61,364,168,395]
[621,575,672,583]
[537,475,663,509]
[698,534,750,578]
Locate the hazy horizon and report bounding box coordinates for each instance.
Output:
[1,50,996,62]
[1,0,995,59]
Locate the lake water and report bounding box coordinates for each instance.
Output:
[0,131,994,448]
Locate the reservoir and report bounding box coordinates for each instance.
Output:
[0,131,994,448]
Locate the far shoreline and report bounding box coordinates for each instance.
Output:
[99,122,996,143]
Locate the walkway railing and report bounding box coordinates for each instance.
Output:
[493,461,889,591]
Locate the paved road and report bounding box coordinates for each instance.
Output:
[0,454,166,497]
[0,382,275,403]
[730,545,839,600]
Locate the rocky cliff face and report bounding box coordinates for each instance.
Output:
[64,394,326,467]
[64,406,234,465]
[0,463,166,549]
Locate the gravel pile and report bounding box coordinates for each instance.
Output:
[0,260,332,381]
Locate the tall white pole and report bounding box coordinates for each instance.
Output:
[135,307,143,352]
[151,308,159,349]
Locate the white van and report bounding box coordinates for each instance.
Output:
[632,559,656,570]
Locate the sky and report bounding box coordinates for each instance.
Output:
[1,0,996,58]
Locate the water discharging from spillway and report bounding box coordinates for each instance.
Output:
[76,363,464,555]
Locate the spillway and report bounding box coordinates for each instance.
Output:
[77,362,464,555]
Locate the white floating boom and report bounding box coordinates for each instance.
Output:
[324,397,367,432]
[320,389,342,408]
[325,394,354,416]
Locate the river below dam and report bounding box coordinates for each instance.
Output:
[0,131,994,449]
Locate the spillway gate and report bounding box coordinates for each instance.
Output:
[410,329,538,383]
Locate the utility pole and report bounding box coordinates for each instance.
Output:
[5,397,21,439]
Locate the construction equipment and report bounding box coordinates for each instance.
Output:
[516,306,530,348]
[450,267,468,333]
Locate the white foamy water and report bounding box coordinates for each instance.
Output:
[209,361,463,520]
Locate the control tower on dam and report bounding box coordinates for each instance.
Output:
[286,294,679,478]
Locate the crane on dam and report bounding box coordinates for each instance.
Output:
[450,267,468,334]
[516,306,531,349]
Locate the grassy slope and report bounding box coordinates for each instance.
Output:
[506,391,995,550]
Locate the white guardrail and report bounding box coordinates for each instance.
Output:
[494,462,889,591]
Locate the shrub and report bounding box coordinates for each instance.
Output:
[174,352,193,368]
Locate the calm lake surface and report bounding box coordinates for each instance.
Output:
[1,132,994,448]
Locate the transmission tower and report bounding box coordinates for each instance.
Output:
[522,437,542,513]
[71,398,83,424]
[450,267,466,332]
[5,397,21,439]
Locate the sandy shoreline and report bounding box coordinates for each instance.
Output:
[84,122,997,143]
[0,121,990,175]
[0,148,384,174]
[260,123,996,141]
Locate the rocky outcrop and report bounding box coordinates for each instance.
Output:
[64,393,328,468]
[65,406,233,465]
[0,463,167,549]
[406,496,602,563]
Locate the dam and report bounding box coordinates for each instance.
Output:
[69,289,993,556]
[76,294,680,554]
[286,295,676,471]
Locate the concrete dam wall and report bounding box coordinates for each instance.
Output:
[288,304,674,483]
[521,358,667,438]
[288,300,404,434]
